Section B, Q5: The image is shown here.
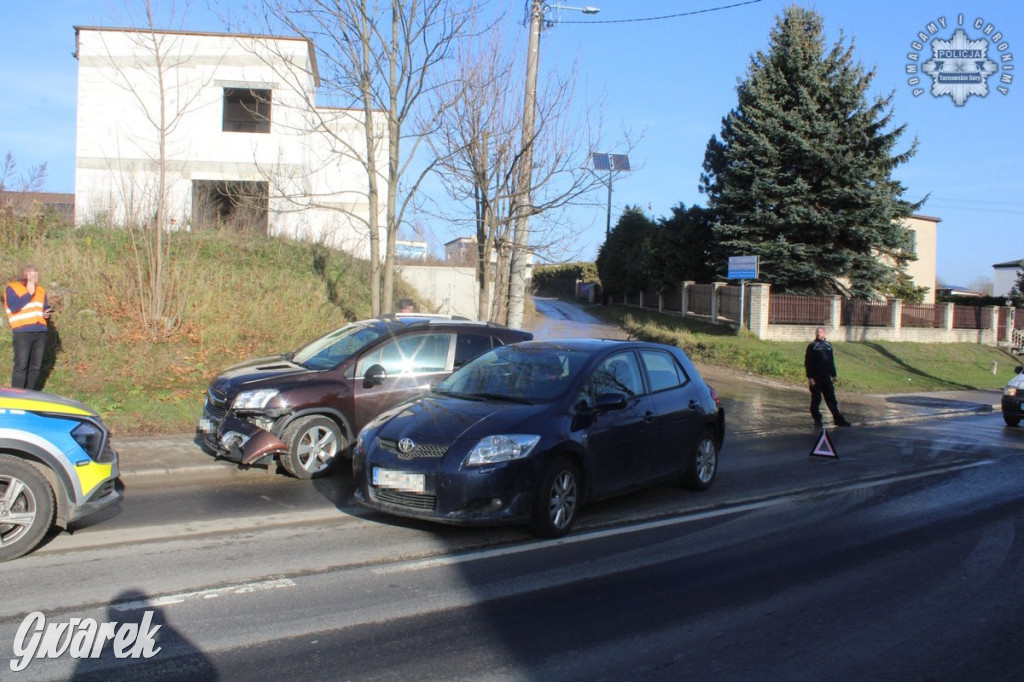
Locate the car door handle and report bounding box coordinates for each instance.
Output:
[643,411,655,423]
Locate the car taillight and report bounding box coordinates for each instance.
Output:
[709,386,721,409]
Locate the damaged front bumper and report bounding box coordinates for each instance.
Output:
[206,414,289,466]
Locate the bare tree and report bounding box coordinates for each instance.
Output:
[0,152,48,194]
[237,0,482,316]
[426,14,614,324]
[81,1,210,339]
[967,275,994,296]
[0,152,51,247]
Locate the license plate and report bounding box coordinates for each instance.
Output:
[373,467,425,493]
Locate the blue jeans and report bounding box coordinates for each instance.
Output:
[11,331,46,390]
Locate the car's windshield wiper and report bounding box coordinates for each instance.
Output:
[432,388,485,401]
[470,392,534,404]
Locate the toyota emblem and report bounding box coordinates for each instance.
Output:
[398,438,415,455]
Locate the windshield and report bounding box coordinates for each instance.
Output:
[292,323,388,371]
[436,345,591,402]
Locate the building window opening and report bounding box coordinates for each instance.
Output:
[223,88,271,133]
[192,180,269,235]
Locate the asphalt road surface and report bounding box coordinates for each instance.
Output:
[2,412,1023,681]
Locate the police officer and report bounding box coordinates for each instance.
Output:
[4,264,52,390]
[804,326,851,428]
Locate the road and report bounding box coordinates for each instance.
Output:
[2,411,1023,680]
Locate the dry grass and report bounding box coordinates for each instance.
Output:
[1,222,412,434]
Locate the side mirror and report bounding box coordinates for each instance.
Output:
[364,364,388,387]
[594,392,628,411]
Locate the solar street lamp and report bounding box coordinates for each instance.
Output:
[590,152,631,239]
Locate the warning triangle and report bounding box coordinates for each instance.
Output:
[810,428,838,458]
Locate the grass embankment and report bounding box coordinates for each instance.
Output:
[588,305,1020,394]
[2,225,415,435]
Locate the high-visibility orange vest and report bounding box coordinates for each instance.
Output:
[4,282,48,331]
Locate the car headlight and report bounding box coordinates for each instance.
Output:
[233,389,279,411]
[356,426,373,454]
[464,435,540,467]
[71,421,104,460]
[1006,386,1019,397]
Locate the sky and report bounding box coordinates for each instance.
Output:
[1,0,1021,290]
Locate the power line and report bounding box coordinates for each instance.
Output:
[926,197,1024,208]
[559,0,764,25]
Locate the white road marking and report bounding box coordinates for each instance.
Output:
[111,577,296,611]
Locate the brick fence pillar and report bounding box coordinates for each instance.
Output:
[681,281,694,317]
[829,296,842,331]
[747,283,770,338]
[711,282,726,325]
[889,298,902,341]
[985,305,999,346]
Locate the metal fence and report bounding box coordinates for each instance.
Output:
[643,286,660,309]
[768,294,832,325]
[687,284,713,316]
[901,303,943,328]
[953,305,990,329]
[662,285,682,312]
[608,283,1020,346]
[841,300,891,327]
[718,286,740,322]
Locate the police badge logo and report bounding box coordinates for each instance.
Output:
[906,14,1013,106]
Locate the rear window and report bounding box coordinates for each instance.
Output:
[639,350,689,392]
[454,333,495,368]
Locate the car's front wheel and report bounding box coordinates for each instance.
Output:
[530,456,580,539]
[1005,412,1021,427]
[0,455,56,562]
[680,430,718,491]
[279,416,346,479]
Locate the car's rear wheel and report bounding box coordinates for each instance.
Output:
[680,430,718,491]
[530,456,580,539]
[0,455,56,562]
[279,416,346,479]
[1005,413,1021,427]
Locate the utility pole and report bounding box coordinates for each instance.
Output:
[507,0,544,329]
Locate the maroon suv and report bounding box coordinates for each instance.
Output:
[197,315,532,478]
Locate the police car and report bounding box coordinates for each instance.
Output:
[0,388,120,561]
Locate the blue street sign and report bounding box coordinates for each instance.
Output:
[728,255,759,280]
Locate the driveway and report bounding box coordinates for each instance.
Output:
[529,297,629,341]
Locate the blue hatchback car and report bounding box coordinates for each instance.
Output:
[353,339,725,538]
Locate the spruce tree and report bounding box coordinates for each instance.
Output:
[596,207,656,297]
[1009,263,1024,307]
[699,6,920,297]
[648,204,719,290]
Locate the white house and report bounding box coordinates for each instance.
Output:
[73,26,385,257]
[901,214,940,304]
[993,258,1024,297]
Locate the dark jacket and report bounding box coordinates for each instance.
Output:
[805,339,837,379]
